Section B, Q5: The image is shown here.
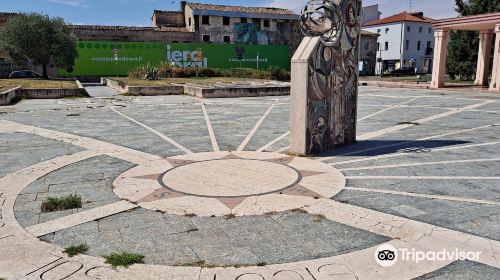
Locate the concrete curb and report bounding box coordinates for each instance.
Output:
[0,82,88,106]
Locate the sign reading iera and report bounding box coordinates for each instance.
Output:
[59,41,290,77]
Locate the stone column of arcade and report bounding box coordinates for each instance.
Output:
[290,0,361,156]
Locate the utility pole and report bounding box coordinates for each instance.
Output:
[409,0,412,12]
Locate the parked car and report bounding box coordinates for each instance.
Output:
[8,70,43,79]
[389,67,416,76]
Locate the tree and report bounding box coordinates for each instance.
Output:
[446,0,500,80]
[0,13,78,79]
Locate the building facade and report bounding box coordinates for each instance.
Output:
[363,12,435,75]
[153,2,301,50]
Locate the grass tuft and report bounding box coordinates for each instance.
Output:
[291,208,308,214]
[397,121,420,126]
[223,213,236,220]
[64,244,89,257]
[313,214,327,223]
[104,252,145,268]
[41,194,82,212]
[257,262,267,266]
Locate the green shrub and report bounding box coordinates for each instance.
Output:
[127,63,291,81]
[104,252,145,268]
[41,194,82,212]
[128,62,159,80]
[64,244,89,257]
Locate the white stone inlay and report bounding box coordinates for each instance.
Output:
[162,159,300,197]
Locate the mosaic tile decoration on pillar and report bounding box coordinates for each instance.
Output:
[290,0,361,155]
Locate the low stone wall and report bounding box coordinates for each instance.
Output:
[103,78,127,93]
[103,78,291,98]
[127,86,184,96]
[182,84,290,98]
[359,80,430,89]
[103,79,184,96]
[0,86,21,106]
[0,84,88,106]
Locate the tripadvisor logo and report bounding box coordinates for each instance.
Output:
[166,45,208,68]
[375,243,482,267]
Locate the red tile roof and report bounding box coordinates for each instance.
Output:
[363,12,433,27]
[186,2,296,16]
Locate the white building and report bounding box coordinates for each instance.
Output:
[363,12,435,75]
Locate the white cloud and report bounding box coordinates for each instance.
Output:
[48,0,88,8]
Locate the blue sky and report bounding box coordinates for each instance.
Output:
[1,0,458,26]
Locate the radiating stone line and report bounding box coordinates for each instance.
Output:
[358,97,421,122]
[201,103,220,152]
[357,100,494,141]
[275,146,290,153]
[319,111,500,163]
[108,106,193,154]
[339,157,500,171]
[237,99,279,151]
[256,131,290,152]
[347,175,500,180]
[332,140,500,166]
[344,187,500,206]
[26,201,139,237]
[0,120,161,165]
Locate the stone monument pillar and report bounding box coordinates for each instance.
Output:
[290,0,361,156]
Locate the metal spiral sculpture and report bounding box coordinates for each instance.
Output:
[300,0,361,154]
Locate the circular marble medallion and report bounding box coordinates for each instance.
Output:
[160,159,301,197]
[113,151,346,217]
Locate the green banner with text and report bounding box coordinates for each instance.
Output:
[59,41,290,77]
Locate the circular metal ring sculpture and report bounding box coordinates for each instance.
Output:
[301,0,342,47]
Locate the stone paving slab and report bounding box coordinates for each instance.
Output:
[1,87,500,279]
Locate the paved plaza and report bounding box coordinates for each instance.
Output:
[0,86,500,279]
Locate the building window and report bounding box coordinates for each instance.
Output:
[263,19,270,28]
[223,35,231,43]
[407,26,410,32]
[385,28,389,33]
[241,17,247,23]
[419,27,423,33]
[202,16,210,25]
[223,17,230,26]
[188,17,192,26]
[406,40,409,50]
[364,41,369,50]
[417,41,421,50]
[377,29,381,34]
[377,43,380,51]
[427,41,432,48]
[202,34,211,42]
[428,28,432,33]
[385,42,389,51]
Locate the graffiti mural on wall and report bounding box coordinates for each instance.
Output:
[301,0,361,154]
[235,23,270,45]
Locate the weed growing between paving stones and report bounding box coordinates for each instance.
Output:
[224,213,236,220]
[64,244,89,257]
[257,262,267,266]
[313,214,326,223]
[104,252,145,268]
[397,121,421,125]
[291,208,308,214]
[41,194,82,212]
[184,213,197,217]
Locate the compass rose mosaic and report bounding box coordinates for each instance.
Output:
[113,151,346,216]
